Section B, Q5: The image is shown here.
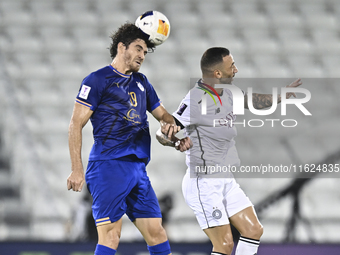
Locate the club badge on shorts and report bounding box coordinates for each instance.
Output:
[212,209,222,219]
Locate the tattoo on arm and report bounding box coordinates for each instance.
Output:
[245,93,281,109]
[156,133,175,147]
[252,93,273,109]
[156,128,178,147]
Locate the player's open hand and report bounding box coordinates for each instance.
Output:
[285,78,302,99]
[175,137,193,152]
[67,170,85,192]
[160,120,181,138]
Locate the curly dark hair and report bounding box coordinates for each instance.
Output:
[109,23,155,59]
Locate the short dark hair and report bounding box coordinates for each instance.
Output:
[200,47,230,73]
[109,23,155,59]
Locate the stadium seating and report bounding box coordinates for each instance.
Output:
[0,0,339,243]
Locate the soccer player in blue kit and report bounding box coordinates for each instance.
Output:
[67,23,190,255]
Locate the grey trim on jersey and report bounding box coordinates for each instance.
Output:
[195,126,206,173]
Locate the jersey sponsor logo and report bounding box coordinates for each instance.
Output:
[137,81,144,91]
[124,109,141,124]
[213,111,236,128]
[79,85,91,100]
[212,209,222,219]
[177,103,187,116]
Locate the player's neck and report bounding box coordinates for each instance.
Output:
[199,78,223,96]
[201,78,216,87]
[200,78,223,95]
[110,60,132,75]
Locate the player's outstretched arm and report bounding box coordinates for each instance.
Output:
[244,78,302,109]
[151,104,180,138]
[67,103,93,192]
[156,128,192,152]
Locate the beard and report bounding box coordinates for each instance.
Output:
[219,77,233,84]
[124,52,141,73]
[129,63,140,73]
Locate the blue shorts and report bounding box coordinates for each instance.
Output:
[85,159,162,226]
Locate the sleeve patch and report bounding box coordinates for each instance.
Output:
[176,103,187,116]
[79,85,91,100]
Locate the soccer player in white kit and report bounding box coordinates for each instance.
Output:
[157,47,302,255]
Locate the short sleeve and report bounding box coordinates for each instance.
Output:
[76,72,103,111]
[144,77,161,112]
[172,91,201,127]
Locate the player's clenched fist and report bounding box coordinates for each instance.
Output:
[67,170,85,192]
[175,137,193,152]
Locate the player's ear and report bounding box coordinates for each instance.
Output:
[117,42,126,53]
[214,69,222,79]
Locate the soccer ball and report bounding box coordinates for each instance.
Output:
[135,10,170,46]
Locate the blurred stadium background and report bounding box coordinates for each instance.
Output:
[0,0,340,254]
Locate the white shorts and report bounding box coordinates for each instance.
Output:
[182,170,253,229]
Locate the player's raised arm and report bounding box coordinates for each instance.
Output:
[244,78,302,109]
[67,102,93,192]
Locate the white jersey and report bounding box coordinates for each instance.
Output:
[173,80,241,176]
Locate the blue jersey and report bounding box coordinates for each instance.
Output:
[76,65,161,164]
